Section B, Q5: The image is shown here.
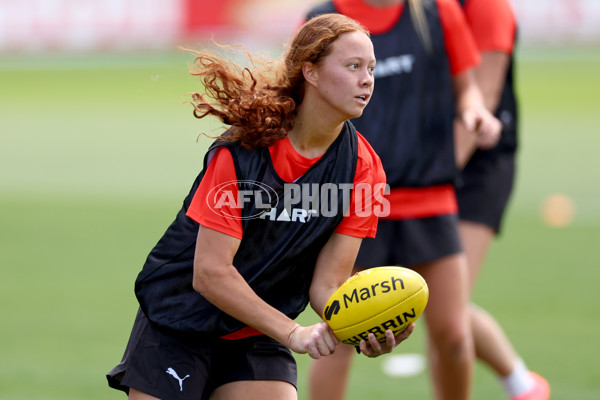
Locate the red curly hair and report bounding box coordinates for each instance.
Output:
[188,13,369,149]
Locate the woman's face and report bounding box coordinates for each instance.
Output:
[311,31,376,120]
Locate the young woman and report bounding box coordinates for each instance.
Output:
[105,13,415,400]
[306,1,501,400]
[455,1,550,399]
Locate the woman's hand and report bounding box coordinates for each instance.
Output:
[453,68,504,163]
[459,106,502,150]
[358,323,415,358]
[287,321,339,359]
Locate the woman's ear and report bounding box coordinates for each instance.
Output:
[302,61,319,87]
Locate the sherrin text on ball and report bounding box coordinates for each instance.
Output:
[322,266,428,346]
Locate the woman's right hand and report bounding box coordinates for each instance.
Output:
[287,322,339,359]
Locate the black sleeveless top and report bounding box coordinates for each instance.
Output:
[134,121,358,336]
[308,1,456,187]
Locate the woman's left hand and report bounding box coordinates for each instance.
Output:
[359,323,415,358]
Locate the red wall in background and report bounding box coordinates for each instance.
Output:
[1,0,598,54]
[182,0,238,34]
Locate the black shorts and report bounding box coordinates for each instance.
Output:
[456,151,515,233]
[356,214,462,267]
[106,309,297,400]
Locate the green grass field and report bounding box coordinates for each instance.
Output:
[1,47,599,399]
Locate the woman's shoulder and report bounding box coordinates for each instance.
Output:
[355,131,385,184]
[435,0,462,11]
[463,0,517,53]
[356,132,379,161]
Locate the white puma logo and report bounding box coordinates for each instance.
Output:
[166,367,190,392]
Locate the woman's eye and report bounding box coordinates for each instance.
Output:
[349,63,359,70]
[368,66,375,73]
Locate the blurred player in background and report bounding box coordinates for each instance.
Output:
[306,1,501,399]
[106,13,414,400]
[455,0,550,399]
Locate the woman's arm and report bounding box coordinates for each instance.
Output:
[474,52,511,113]
[192,225,337,359]
[309,232,362,316]
[454,53,510,168]
[453,69,503,168]
[454,0,516,168]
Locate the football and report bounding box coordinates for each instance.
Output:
[322,266,429,346]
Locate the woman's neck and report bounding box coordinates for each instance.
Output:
[287,104,345,159]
